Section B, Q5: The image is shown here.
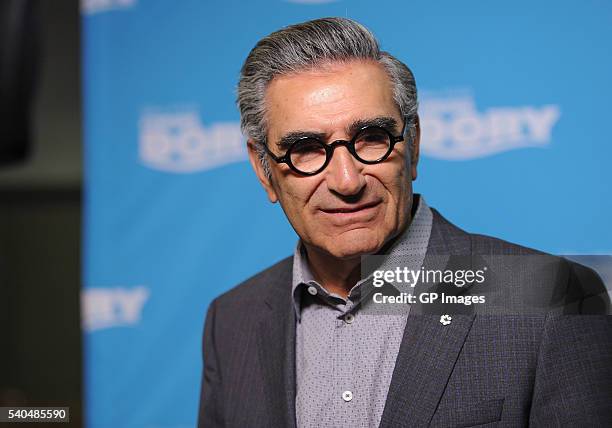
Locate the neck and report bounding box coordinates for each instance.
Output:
[302,244,361,299]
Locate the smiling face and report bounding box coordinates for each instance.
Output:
[248,60,420,260]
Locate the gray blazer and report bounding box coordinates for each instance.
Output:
[198,209,612,427]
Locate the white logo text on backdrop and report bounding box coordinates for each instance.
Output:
[81,0,136,15]
[139,109,247,173]
[420,91,560,160]
[82,286,150,332]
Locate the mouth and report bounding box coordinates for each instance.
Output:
[317,200,383,227]
[320,200,382,214]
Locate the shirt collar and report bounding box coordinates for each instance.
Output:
[291,194,433,319]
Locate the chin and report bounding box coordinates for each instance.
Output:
[321,230,385,260]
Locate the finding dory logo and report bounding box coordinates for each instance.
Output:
[420,90,561,160]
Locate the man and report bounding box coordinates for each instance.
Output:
[198,18,611,427]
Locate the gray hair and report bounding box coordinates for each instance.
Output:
[237,17,418,177]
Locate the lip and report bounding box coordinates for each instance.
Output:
[318,200,382,225]
[320,200,382,214]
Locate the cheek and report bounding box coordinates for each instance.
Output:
[274,177,319,220]
[379,167,412,222]
[280,167,326,200]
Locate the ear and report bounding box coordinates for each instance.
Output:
[410,115,421,181]
[247,139,279,203]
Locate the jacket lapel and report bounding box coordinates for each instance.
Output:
[255,259,297,428]
[380,209,476,427]
[379,314,475,427]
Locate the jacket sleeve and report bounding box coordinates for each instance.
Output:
[198,298,225,427]
[529,259,612,425]
[528,313,612,425]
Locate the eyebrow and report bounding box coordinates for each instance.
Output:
[276,131,327,152]
[346,116,399,136]
[274,116,401,151]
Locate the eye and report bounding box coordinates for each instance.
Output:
[356,127,390,145]
[289,138,327,173]
[290,138,325,155]
[354,127,392,161]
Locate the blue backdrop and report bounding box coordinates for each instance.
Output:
[81,1,612,426]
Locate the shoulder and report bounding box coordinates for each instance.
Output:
[430,208,609,313]
[470,232,546,256]
[430,208,545,256]
[212,255,293,311]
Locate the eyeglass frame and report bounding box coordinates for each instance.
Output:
[263,120,409,176]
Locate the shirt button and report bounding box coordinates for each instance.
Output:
[344,313,355,324]
[307,286,318,296]
[342,390,353,402]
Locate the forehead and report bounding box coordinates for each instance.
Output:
[264,60,399,136]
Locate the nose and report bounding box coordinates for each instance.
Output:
[324,145,366,196]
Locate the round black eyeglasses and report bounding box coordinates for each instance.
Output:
[264,123,407,176]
